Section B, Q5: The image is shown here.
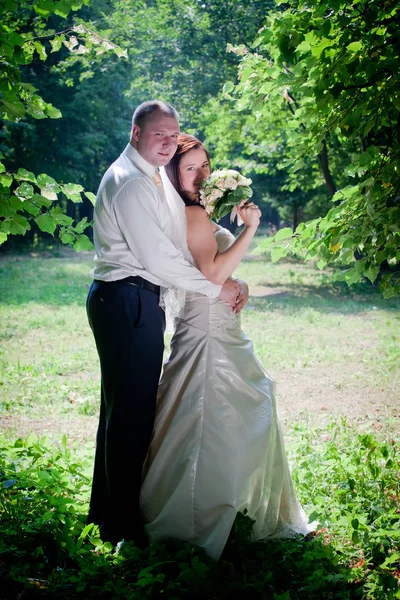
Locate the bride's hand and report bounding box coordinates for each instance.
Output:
[233,279,249,315]
[237,200,261,230]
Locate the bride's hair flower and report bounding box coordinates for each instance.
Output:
[199,169,253,223]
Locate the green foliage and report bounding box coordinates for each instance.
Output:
[0,0,125,248]
[0,164,93,248]
[231,0,400,295]
[1,420,399,598]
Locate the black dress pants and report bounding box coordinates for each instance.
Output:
[86,279,165,542]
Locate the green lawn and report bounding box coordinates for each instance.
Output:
[1,243,399,440]
[0,245,399,599]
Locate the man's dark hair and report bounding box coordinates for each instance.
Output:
[132,100,179,129]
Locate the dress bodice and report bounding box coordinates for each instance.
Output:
[182,225,241,336]
[214,226,236,253]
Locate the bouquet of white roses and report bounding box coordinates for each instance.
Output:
[199,169,253,224]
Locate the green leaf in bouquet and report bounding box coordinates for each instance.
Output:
[228,186,253,202]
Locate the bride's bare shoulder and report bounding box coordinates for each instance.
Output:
[185,206,219,233]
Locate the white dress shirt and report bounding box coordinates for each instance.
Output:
[92,144,221,298]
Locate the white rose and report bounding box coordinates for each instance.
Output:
[210,188,224,201]
[224,176,238,190]
[215,178,227,190]
[205,204,214,216]
[237,175,252,187]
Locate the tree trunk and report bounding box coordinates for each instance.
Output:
[319,138,337,198]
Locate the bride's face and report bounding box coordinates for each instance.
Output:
[179,147,210,200]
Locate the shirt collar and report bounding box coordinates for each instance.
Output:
[122,143,156,179]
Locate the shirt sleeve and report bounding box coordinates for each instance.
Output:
[112,177,221,298]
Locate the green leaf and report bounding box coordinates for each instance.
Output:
[0,232,8,245]
[16,169,37,183]
[61,183,84,202]
[253,236,275,253]
[33,41,47,61]
[37,174,61,200]
[8,214,30,235]
[23,201,40,216]
[50,35,65,53]
[26,96,48,119]
[9,196,23,210]
[15,182,34,199]
[32,193,53,208]
[2,97,25,120]
[347,41,362,53]
[54,0,71,17]
[35,214,57,235]
[223,81,235,95]
[59,227,75,245]
[45,103,62,119]
[0,173,13,187]
[74,234,93,251]
[74,217,90,234]
[84,191,96,206]
[296,40,311,53]
[33,0,54,17]
[271,245,288,262]
[274,227,293,241]
[364,263,379,284]
[50,207,73,226]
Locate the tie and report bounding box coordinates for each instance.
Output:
[152,169,164,193]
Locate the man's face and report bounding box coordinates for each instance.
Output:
[132,114,180,167]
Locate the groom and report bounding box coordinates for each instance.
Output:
[86,100,243,545]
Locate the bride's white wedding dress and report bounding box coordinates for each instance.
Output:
[140,226,313,560]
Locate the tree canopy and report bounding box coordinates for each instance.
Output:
[227,0,400,297]
[1,0,399,295]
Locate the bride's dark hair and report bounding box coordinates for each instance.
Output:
[165,133,211,207]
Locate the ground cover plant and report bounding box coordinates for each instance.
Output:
[0,245,399,598]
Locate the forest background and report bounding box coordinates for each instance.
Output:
[1,0,399,296]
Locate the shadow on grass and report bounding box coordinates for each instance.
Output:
[0,255,92,307]
[248,280,400,315]
[1,252,399,314]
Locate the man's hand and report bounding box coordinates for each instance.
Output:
[218,278,241,308]
[233,279,249,315]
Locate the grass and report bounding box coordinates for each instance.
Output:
[0,242,399,598]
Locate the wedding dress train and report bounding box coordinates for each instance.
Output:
[140,227,312,560]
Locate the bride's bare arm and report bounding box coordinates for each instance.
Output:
[185,203,261,285]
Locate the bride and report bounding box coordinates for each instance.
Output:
[140,134,313,560]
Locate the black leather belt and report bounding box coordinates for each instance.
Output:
[95,276,160,296]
